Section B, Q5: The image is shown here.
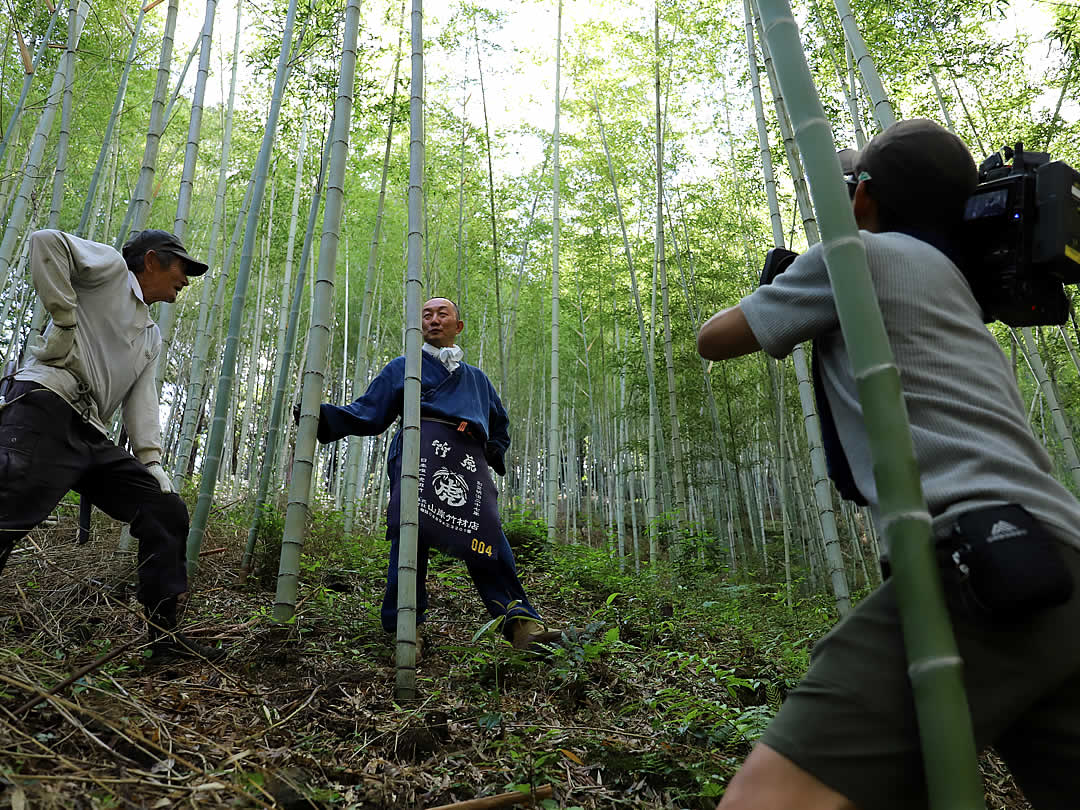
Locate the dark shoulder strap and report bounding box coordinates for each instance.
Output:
[811,341,868,506]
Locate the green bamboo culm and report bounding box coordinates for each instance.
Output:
[75,6,145,237]
[1015,327,1080,490]
[241,118,332,573]
[0,0,90,294]
[828,0,895,131]
[593,92,661,560]
[395,0,426,701]
[171,176,254,488]
[185,0,301,575]
[746,0,851,615]
[545,0,563,546]
[0,7,61,171]
[169,0,245,490]
[114,0,181,248]
[654,1,688,536]
[343,0,406,532]
[156,0,218,362]
[46,0,81,230]
[274,0,363,622]
[754,0,986,807]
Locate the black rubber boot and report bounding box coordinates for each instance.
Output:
[146,597,227,663]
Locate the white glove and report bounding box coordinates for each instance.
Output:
[146,462,174,494]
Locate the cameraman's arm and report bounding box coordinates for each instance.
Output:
[697,307,760,360]
[701,244,839,361]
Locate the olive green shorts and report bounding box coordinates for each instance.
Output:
[761,544,1080,810]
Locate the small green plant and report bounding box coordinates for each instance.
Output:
[502,507,549,564]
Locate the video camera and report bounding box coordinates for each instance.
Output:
[959,143,1080,327]
[758,143,1080,328]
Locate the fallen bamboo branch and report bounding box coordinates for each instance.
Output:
[210,497,246,516]
[426,785,554,810]
[14,637,141,715]
[199,546,228,557]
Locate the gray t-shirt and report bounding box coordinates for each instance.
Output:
[740,231,1080,554]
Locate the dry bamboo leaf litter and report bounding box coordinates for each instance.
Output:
[0,510,1034,810]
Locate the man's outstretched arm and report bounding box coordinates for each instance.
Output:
[314,359,405,443]
[697,305,761,361]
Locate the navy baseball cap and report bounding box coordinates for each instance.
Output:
[838,119,978,224]
[122,229,208,276]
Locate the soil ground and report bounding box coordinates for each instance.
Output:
[0,503,1033,809]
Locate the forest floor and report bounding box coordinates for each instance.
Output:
[0,500,1034,810]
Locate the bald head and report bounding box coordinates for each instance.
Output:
[421,297,463,347]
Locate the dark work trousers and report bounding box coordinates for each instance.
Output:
[380,421,542,640]
[0,382,188,616]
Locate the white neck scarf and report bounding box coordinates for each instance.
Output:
[423,342,463,372]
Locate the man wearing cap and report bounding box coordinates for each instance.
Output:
[699,119,1080,808]
[301,297,563,656]
[0,228,223,662]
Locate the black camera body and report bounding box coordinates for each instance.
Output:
[959,143,1080,327]
[758,142,1080,329]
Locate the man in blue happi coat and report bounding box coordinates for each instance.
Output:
[308,298,562,655]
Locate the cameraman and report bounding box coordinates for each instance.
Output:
[698,119,1080,810]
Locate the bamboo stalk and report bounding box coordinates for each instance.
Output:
[155,0,218,365]
[241,121,329,572]
[756,0,984,805]
[473,22,507,398]
[186,0,300,571]
[827,0,895,130]
[592,91,661,561]
[276,0,363,620]
[0,0,89,293]
[747,0,851,614]
[654,3,687,537]
[45,0,79,230]
[1016,327,1080,490]
[114,0,180,246]
[394,0,425,700]
[0,9,62,170]
[344,5,405,531]
[426,785,554,810]
[170,0,244,489]
[76,7,145,236]
[546,0,563,545]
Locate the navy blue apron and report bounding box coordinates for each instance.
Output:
[387,418,502,561]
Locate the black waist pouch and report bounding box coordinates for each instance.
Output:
[943,504,1073,620]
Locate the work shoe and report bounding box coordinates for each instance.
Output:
[147,632,227,663]
[510,619,565,651]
